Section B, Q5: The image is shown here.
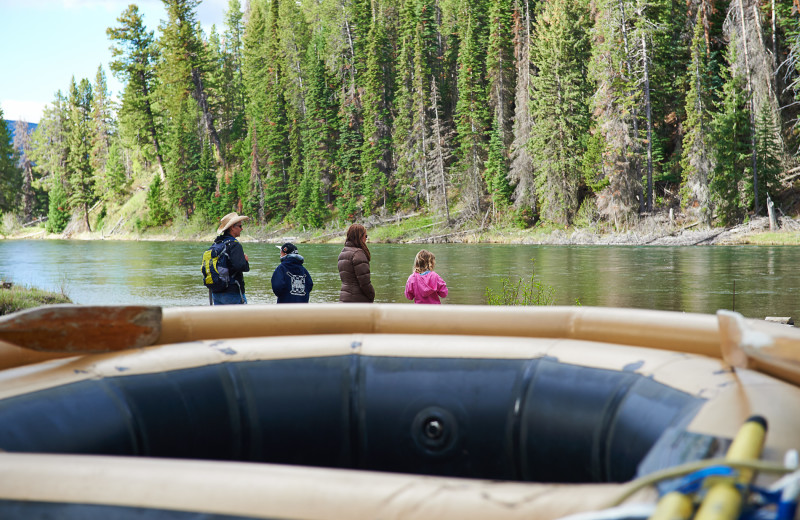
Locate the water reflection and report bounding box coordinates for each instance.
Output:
[0,239,797,319]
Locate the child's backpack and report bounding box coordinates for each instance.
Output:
[201,240,233,292]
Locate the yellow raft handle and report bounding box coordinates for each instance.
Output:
[648,416,768,520]
[694,415,768,520]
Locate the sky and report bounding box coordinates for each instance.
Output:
[1,0,229,124]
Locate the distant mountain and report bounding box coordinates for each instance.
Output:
[4,120,38,145]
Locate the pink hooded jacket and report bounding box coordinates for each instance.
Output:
[405,271,448,304]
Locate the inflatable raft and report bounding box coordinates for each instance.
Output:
[0,304,799,520]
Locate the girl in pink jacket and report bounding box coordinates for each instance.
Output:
[405,250,448,304]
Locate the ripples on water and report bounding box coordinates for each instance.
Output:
[0,240,797,319]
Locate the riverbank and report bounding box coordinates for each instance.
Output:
[3,212,800,246]
[0,283,72,315]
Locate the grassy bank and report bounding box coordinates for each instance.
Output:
[0,284,72,316]
[730,230,800,245]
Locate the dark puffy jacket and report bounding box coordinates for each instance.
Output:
[271,253,313,303]
[337,242,375,303]
[214,235,249,295]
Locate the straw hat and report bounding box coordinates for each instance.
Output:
[217,212,250,234]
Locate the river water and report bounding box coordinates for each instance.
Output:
[0,239,797,319]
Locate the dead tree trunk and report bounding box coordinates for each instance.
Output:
[619,0,644,213]
[737,0,759,214]
[641,28,654,213]
[191,67,226,169]
[431,77,450,223]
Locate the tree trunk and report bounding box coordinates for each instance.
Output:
[83,202,91,233]
[772,0,777,63]
[618,0,643,213]
[420,105,430,206]
[738,0,759,214]
[641,29,654,213]
[191,67,226,169]
[767,193,778,230]
[431,77,450,223]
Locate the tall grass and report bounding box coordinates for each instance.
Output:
[0,284,72,316]
[485,260,580,306]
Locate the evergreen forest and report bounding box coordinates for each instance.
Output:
[2,0,800,235]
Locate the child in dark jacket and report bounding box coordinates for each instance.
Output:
[271,243,313,303]
[404,250,448,304]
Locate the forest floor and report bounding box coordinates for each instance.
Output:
[4,211,800,246]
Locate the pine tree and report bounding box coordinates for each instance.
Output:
[409,0,436,207]
[680,13,714,223]
[46,176,70,233]
[276,0,311,118]
[107,5,166,180]
[589,0,643,228]
[66,77,96,231]
[329,0,372,219]
[508,0,535,217]
[275,0,310,212]
[285,107,304,209]
[294,42,338,227]
[392,0,420,207]
[647,0,689,194]
[104,140,129,198]
[13,119,39,221]
[205,26,227,144]
[336,104,364,220]
[195,138,218,218]
[163,98,202,218]
[428,75,454,221]
[0,108,21,214]
[484,119,512,216]
[262,0,292,220]
[263,82,292,220]
[454,0,490,216]
[709,40,751,226]
[242,0,269,221]
[146,175,170,226]
[91,66,115,199]
[220,0,247,144]
[485,0,514,148]
[31,92,71,222]
[529,0,592,225]
[360,13,393,215]
[752,103,782,207]
[159,0,225,166]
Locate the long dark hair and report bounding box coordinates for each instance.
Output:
[346,224,370,261]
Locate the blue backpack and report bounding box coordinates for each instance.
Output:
[201,240,233,292]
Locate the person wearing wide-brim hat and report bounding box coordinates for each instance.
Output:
[209,212,251,305]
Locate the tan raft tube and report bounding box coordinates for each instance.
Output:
[2,329,800,520]
[156,304,800,386]
[0,452,659,520]
[1,304,799,386]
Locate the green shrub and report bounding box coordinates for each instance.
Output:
[513,207,536,229]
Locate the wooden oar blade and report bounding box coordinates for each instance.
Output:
[0,305,162,353]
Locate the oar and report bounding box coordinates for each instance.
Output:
[0,305,162,353]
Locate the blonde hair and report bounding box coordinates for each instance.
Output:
[413,250,436,274]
